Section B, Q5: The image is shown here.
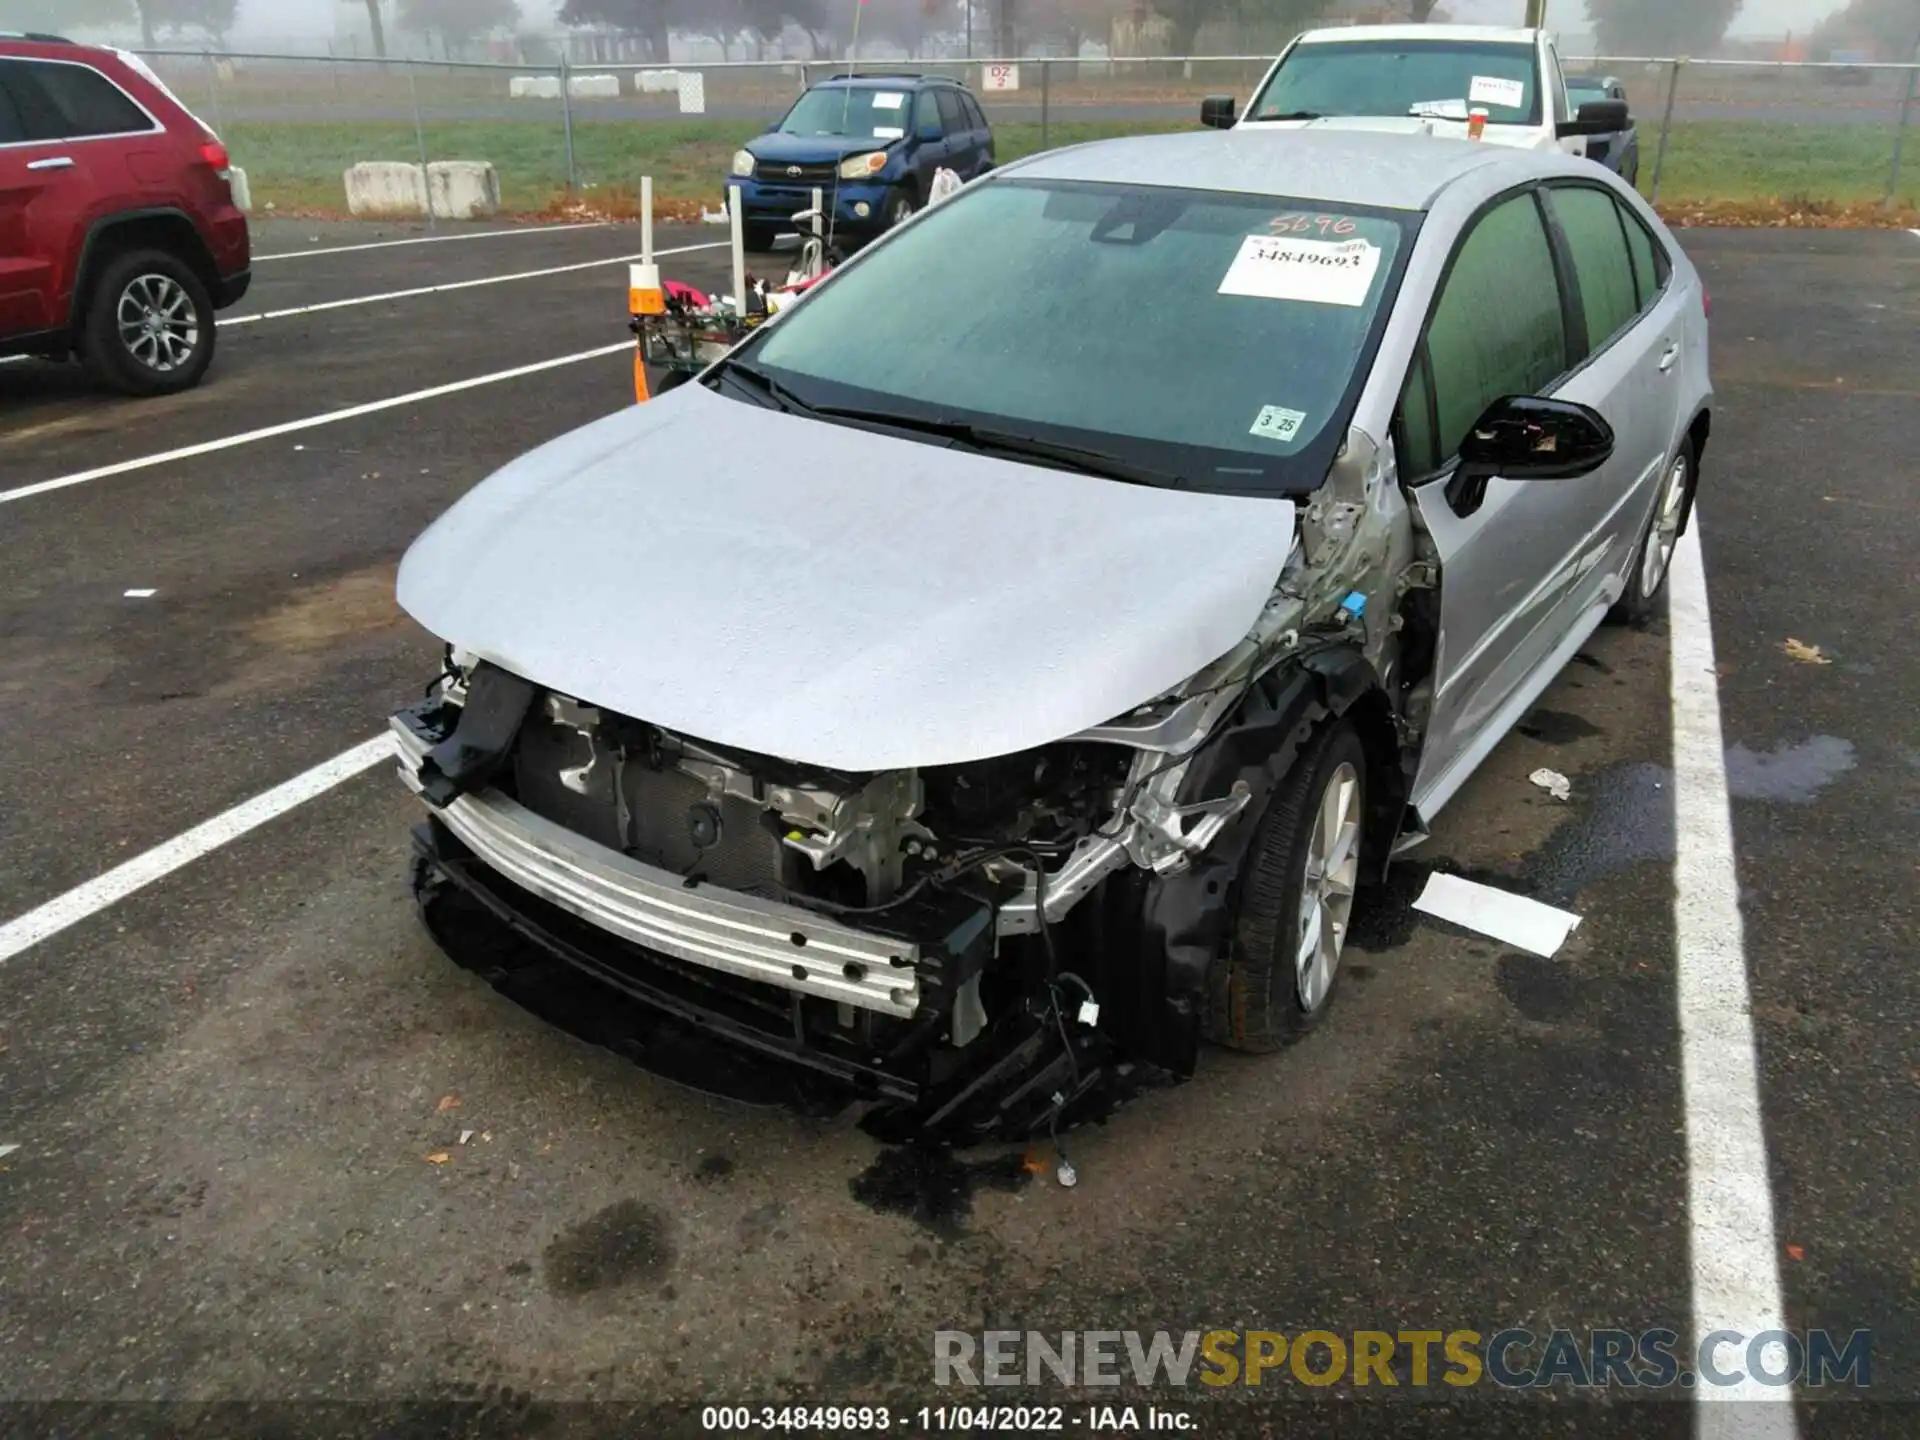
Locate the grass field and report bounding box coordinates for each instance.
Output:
[225,115,1920,219]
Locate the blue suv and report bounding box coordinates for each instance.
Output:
[725,73,995,251]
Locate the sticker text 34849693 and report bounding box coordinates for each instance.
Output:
[1218,234,1382,308]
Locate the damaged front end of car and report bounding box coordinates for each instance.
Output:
[394,421,1429,1141]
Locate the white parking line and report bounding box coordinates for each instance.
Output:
[1669,523,1797,1436]
[226,241,726,328]
[0,737,392,968]
[0,341,632,507]
[254,222,609,262]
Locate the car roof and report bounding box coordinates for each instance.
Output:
[816,73,957,89]
[1296,23,1539,46]
[1010,128,1576,213]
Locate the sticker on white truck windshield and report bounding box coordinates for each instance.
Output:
[873,92,906,110]
[1250,406,1310,443]
[1218,234,1381,308]
[1468,74,1526,109]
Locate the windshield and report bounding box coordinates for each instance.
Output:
[1250,39,1542,127]
[779,85,914,140]
[742,179,1414,496]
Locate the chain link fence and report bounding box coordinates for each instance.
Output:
[136,49,1919,219]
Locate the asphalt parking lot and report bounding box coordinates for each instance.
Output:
[0,218,1915,1438]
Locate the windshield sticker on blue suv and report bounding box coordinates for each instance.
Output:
[1250,406,1310,444]
[873,92,906,109]
[1218,235,1381,308]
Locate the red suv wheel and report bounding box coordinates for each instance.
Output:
[82,248,217,397]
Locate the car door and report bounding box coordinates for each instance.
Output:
[0,56,85,337]
[910,88,950,193]
[1542,37,1585,157]
[1542,182,1683,586]
[0,55,163,333]
[935,89,976,176]
[962,91,995,171]
[1398,188,1593,819]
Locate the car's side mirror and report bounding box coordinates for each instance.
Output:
[1448,396,1615,514]
[765,120,780,133]
[1557,99,1629,137]
[1200,95,1237,129]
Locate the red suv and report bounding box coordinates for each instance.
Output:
[0,34,250,396]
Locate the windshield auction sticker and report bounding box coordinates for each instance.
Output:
[1469,74,1526,108]
[1250,405,1310,443]
[1218,235,1381,307]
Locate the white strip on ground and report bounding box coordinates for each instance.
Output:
[1411,871,1581,957]
[253,222,609,262]
[1669,522,1797,1434]
[0,341,632,507]
[0,737,392,968]
[226,241,727,328]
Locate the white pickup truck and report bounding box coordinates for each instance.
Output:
[1203,24,1628,159]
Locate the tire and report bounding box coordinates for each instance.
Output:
[1609,440,1694,627]
[82,248,216,397]
[884,189,917,229]
[1205,720,1369,1053]
[742,222,778,253]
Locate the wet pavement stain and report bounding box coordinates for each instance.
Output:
[1516,708,1606,745]
[1522,761,1676,908]
[1495,953,1591,1023]
[850,1146,1031,1236]
[541,1200,674,1296]
[1724,735,1857,803]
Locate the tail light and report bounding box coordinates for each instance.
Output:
[199,140,232,181]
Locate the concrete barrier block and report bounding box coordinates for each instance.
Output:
[229,165,251,213]
[344,161,428,219]
[427,161,500,221]
[568,73,620,100]
[510,74,562,100]
[637,69,680,94]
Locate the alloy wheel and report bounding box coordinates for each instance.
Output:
[1296,761,1362,1014]
[116,273,199,374]
[1641,453,1690,597]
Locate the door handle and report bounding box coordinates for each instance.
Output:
[27,156,75,171]
[1658,343,1680,374]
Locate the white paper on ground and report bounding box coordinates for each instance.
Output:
[1412,872,1582,958]
[0,1144,19,1159]
[1469,74,1526,109]
[1218,235,1381,307]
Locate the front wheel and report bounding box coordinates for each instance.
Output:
[82,249,216,397]
[1205,720,1369,1053]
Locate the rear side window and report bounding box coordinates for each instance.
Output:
[1619,205,1668,308]
[1420,192,1568,467]
[0,66,29,144]
[1551,185,1641,353]
[5,59,155,139]
[936,88,966,134]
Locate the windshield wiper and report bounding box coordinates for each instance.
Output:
[808,404,1182,488]
[710,357,816,415]
[1260,109,1326,121]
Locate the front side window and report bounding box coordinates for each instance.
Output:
[780,85,913,141]
[745,180,1416,496]
[1420,192,1568,469]
[914,89,943,137]
[1250,40,1542,127]
[6,59,154,139]
[1619,205,1668,309]
[1550,185,1641,354]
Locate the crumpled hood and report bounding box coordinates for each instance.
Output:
[396,384,1299,771]
[1241,114,1553,150]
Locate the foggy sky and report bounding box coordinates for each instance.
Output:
[14,0,1860,43]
